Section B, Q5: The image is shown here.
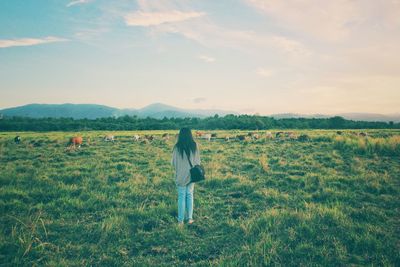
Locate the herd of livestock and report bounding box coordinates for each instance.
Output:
[12,130,369,149]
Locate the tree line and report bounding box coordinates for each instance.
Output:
[0,115,398,131]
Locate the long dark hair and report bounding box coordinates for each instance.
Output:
[175,127,197,158]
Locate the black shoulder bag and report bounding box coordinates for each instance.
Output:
[185,150,205,183]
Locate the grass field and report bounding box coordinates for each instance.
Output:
[1,130,399,266]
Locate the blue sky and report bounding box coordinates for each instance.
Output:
[1,0,399,114]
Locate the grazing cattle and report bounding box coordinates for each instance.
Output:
[132,135,140,142]
[200,133,212,141]
[211,133,218,138]
[69,136,83,148]
[14,136,21,144]
[247,132,259,140]
[287,132,298,140]
[162,133,170,141]
[265,132,273,139]
[237,135,247,141]
[298,134,309,142]
[252,133,260,140]
[195,131,205,137]
[144,135,154,141]
[104,135,115,142]
[358,132,368,137]
[336,131,343,135]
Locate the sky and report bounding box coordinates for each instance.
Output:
[0,0,399,115]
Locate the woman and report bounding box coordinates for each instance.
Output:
[171,127,201,225]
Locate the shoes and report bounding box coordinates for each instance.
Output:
[188,219,194,225]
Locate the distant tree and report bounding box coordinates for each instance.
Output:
[328,116,346,129]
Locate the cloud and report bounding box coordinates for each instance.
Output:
[66,0,92,7]
[124,11,205,26]
[0,36,68,48]
[245,0,360,41]
[256,68,273,77]
[193,97,207,104]
[245,0,400,42]
[125,0,311,57]
[270,36,311,57]
[198,55,215,63]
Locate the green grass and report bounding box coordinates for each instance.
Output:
[1,130,399,266]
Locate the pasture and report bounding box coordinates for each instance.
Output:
[0,130,399,266]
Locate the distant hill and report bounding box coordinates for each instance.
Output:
[0,104,119,119]
[1,103,398,122]
[0,103,237,119]
[271,113,400,122]
[338,113,400,123]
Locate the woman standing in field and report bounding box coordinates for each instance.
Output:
[172,128,201,226]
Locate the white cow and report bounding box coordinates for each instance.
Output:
[265,131,273,139]
[200,133,212,141]
[132,135,140,142]
[104,135,115,142]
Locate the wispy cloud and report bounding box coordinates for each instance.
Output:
[256,68,273,77]
[245,0,359,41]
[124,11,205,26]
[66,0,92,8]
[123,0,311,58]
[0,36,68,48]
[270,36,310,56]
[244,0,400,42]
[198,55,215,63]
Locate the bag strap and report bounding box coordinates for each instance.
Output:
[184,149,193,168]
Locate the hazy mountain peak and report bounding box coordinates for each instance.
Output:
[139,103,181,113]
[0,103,236,119]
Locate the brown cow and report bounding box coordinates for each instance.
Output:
[144,135,154,141]
[358,132,368,137]
[69,136,83,148]
[195,131,205,137]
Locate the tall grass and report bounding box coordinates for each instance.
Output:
[333,135,400,156]
[0,130,399,265]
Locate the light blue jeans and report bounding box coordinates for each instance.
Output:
[177,183,195,223]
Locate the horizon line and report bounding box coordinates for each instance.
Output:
[0,102,399,116]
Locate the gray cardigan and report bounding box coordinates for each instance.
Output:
[171,145,201,186]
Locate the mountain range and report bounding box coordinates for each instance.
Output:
[0,103,399,122]
[0,103,237,119]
